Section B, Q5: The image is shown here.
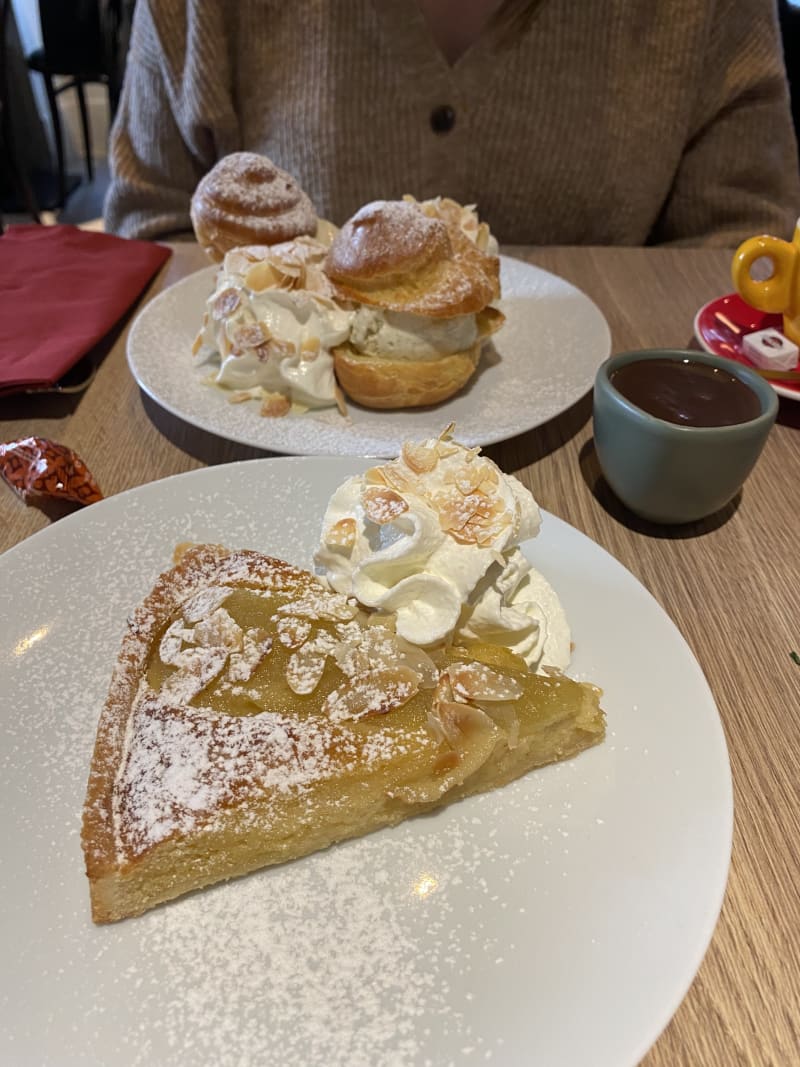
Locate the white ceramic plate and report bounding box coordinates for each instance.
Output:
[127,257,611,456]
[0,459,732,1067]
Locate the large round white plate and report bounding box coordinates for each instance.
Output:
[0,459,732,1067]
[127,257,611,457]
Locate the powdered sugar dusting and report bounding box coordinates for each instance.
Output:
[324,199,498,318]
[108,546,447,859]
[115,697,358,855]
[157,645,229,703]
[182,586,234,623]
[192,152,317,241]
[130,797,551,1067]
[327,199,446,279]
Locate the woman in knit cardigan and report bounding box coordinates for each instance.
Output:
[104,0,800,247]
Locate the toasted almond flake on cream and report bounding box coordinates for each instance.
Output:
[212,287,241,319]
[244,261,280,292]
[454,463,498,495]
[364,466,387,486]
[265,337,297,359]
[362,486,409,525]
[326,518,357,550]
[234,323,267,351]
[435,492,502,545]
[401,440,439,474]
[377,465,414,497]
[224,247,262,274]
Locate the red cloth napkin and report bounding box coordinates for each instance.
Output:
[0,224,172,395]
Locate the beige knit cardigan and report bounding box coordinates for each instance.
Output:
[105,0,800,247]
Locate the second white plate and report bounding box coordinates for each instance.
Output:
[0,457,732,1066]
[127,256,611,456]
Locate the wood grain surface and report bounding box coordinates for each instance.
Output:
[2,243,798,1065]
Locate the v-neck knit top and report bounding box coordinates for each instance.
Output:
[104,0,800,247]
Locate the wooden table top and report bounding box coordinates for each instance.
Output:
[2,242,799,1065]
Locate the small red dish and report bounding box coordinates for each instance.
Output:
[693,294,799,401]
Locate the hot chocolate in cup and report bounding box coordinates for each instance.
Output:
[593,349,778,524]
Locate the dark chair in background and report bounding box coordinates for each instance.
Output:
[779,0,800,163]
[1,0,41,231]
[25,0,122,209]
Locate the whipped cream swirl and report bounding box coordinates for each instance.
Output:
[194,237,353,409]
[314,434,571,672]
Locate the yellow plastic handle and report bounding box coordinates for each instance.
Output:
[731,235,797,313]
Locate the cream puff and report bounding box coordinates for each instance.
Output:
[323,199,503,408]
[190,152,318,263]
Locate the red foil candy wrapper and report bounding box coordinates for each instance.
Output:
[0,437,103,506]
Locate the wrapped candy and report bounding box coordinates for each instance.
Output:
[0,437,103,506]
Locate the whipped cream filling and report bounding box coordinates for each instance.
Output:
[349,308,478,361]
[314,436,571,673]
[458,549,571,671]
[195,241,353,408]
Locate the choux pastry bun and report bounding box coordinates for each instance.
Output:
[191,152,318,263]
[323,199,504,409]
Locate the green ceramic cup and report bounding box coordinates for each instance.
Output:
[593,349,779,524]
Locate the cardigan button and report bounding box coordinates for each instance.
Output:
[430,105,456,134]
